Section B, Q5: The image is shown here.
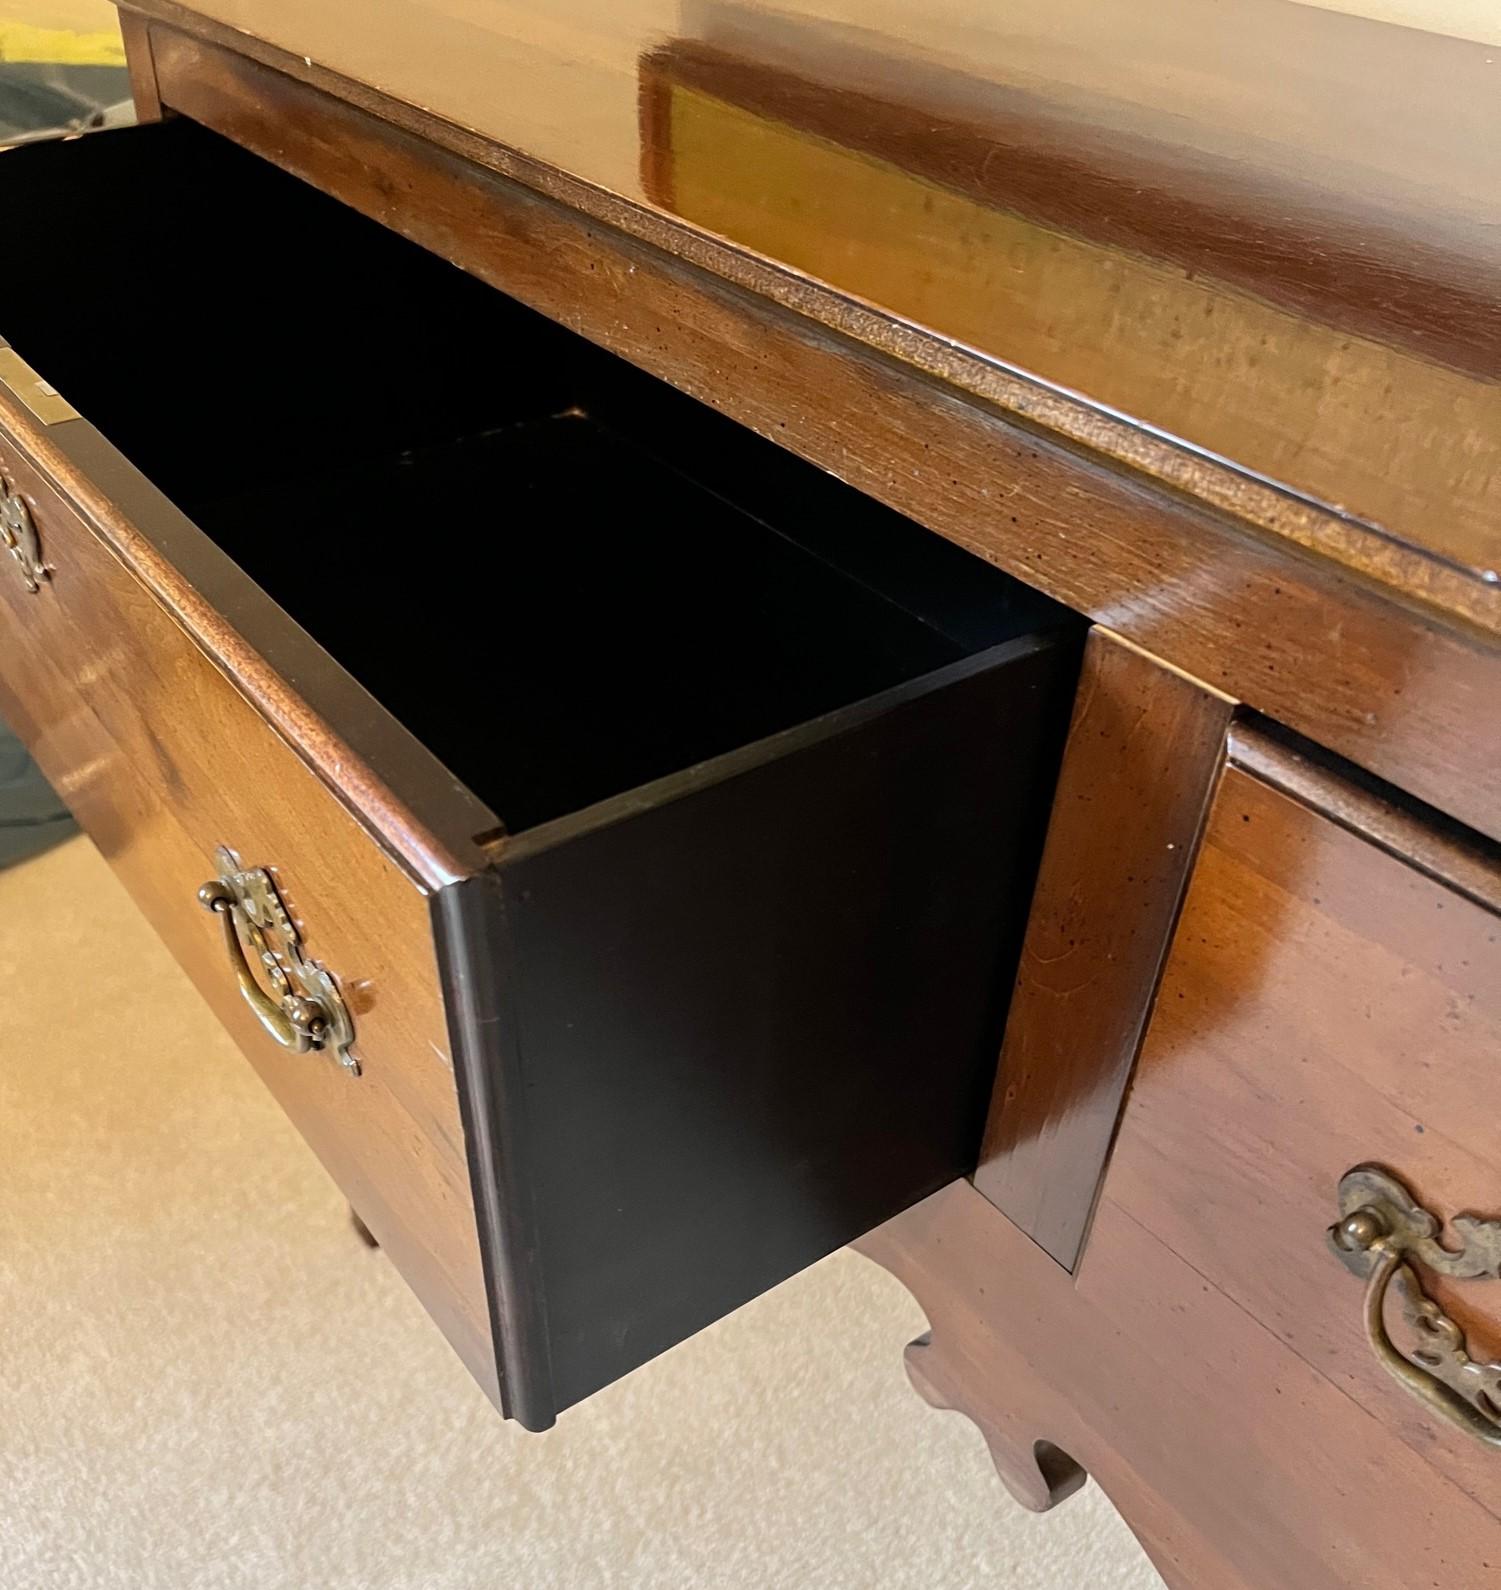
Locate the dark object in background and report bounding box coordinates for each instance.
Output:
[0,722,75,868]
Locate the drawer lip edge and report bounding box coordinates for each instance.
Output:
[0,379,498,887]
[496,629,1072,865]
[1229,722,1501,915]
[434,873,558,1431]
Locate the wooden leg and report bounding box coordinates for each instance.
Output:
[859,1181,1501,1590]
[904,1331,1086,1513]
[858,1193,1241,1589]
[350,1207,379,1249]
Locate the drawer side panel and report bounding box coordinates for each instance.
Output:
[482,637,1077,1415]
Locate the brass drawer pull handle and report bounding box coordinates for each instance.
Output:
[1329,1165,1501,1448]
[197,845,359,1075]
[0,475,46,593]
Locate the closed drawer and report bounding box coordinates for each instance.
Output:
[1102,731,1501,1560]
[0,119,1080,1428]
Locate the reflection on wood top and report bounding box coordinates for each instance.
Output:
[124,0,1500,615]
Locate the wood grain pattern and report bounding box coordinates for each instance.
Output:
[1103,745,1501,1524]
[639,36,1501,590]
[0,430,497,1403]
[863,742,1501,1589]
[110,0,1501,619]
[132,26,1501,842]
[973,630,1232,1268]
[119,9,166,120]
[1230,727,1501,914]
[861,1181,1501,1590]
[641,38,1498,386]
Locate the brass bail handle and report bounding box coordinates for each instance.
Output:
[1329,1165,1501,1450]
[197,847,359,1075]
[0,475,46,593]
[198,880,326,1052]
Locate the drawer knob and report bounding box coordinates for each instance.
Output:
[0,475,45,593]
[1328,1164,1501,1448]
[197,846,359,1076]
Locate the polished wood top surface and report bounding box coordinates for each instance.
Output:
[123,0,1500,614]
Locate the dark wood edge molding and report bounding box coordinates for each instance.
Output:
[973,631,1234,1268]
[1228,724,1501,915]
[0,382,496,887]
[119,10,168,122]
[116,0,1500,634]
[134,23,1501,841]
[433,875,558,1431]
[494,637,1059,862]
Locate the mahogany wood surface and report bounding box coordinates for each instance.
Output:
[973,630,1233,1268]
[119,11,167,121]
[865,739,1501,1588]
[1104,740,1501,1523]
[0,427,497,1402]
[113,0,1501,616]
[861,1180,1501,1590]
[124,25,1501,845]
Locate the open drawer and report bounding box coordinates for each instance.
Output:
[0,118,1080,1427]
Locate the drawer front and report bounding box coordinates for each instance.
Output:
[0,430,495,1398]
[1101,738,1501,1541]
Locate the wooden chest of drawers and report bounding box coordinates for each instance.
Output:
[4,3,1499,1584]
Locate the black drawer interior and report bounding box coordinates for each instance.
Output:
[0,119,1070,834]
[3,118,1085,1428]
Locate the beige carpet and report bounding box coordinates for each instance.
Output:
[1,837,1162,1589]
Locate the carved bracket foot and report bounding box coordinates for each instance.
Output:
[904,1330,1087,1513]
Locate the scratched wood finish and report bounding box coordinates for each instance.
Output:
[973,630,1233,1268]
[112,0,1501,617]
[0,432,497,1402]
[128,26,1501,842]
[863,744,1501,1589]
